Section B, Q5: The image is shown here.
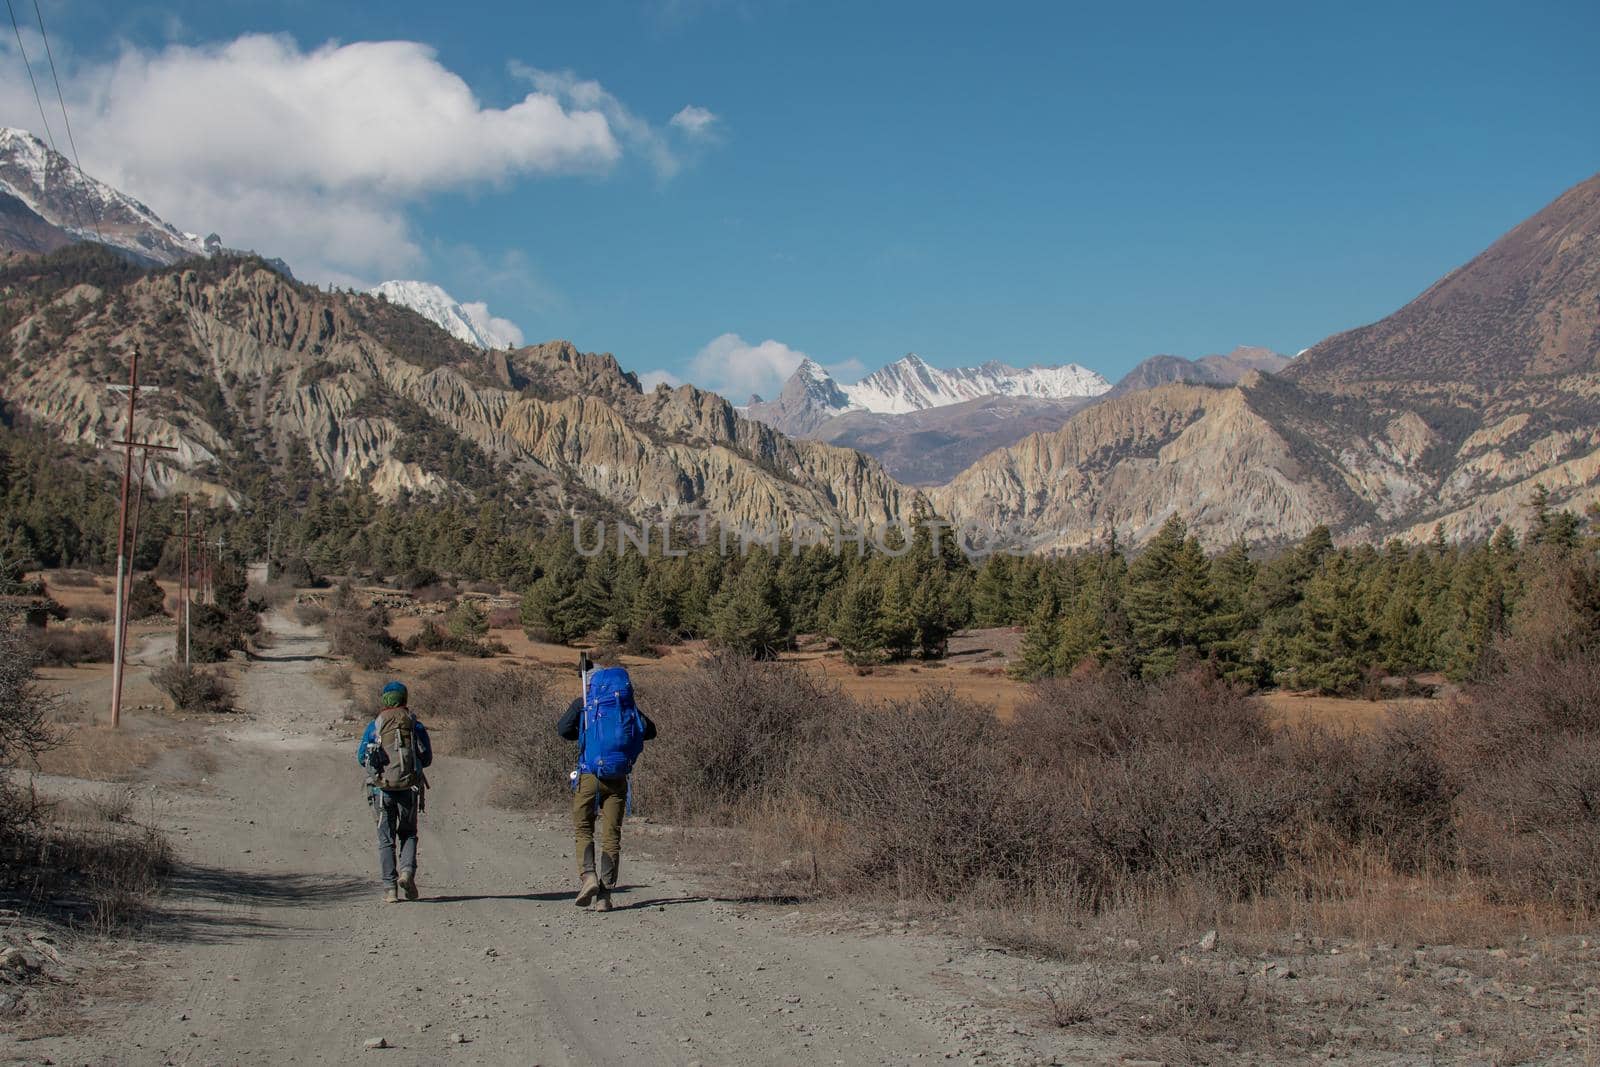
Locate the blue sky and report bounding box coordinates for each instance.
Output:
[5,0,1597,397]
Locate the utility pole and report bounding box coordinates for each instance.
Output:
[182,497,191,666]
[112,439,177,691]
[108,347,139,730]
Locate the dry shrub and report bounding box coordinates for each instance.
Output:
[416,665,570,806]
[1014,668,1269,759]
[1136,969,1277,1062]
[1044,751,1292,905]
[8,819,174,934]
[486,607,519,629]
[152,661,235,714]
[404,621,503,657]
[1281,710,1458,873]
[293,602,328,626]
[49,570,100,588]
[1448,649,1600,905]
[66,602,110,623]
[414,582,459,604]
[1,623,54,843]
[327,586,400,670]
[24,626,113,667]
[126,574,166,619]
[805,689,1047,899]
[637,651,840,819]
[247,579,296,610]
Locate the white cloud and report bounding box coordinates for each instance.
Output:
[657,333,866,401]
[638,368,682,391]
[0,34,695,280]
[512,63,680,178]
[459,300,525,348]
[669,105,720,140]
[686,333,807,400]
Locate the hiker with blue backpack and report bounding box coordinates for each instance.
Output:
[556,654,657,912]
[357,681,433,903]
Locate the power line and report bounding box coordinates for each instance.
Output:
[4,0,91,241]
[4,0,57,153]
[30,0,101,240]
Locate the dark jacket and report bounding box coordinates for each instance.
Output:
[557,698,658,742]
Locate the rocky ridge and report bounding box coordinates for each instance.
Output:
[0,252,916,532]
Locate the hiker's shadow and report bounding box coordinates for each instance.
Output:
[418,891,573,904]
[609,895,708,912]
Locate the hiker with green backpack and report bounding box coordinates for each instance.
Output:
[556,655,657,912]
[357,681,433,903]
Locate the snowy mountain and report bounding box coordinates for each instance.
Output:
[0,127,206,266]
[367,280,523,350]
[843,353,1110,414]
[747,352,1110,433]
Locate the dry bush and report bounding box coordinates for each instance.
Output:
[1014,667,1269,760]
[126,574,166,619]
[247,579,296,610]
[486,607,519,629]
[414,582,459,604]
[66,602,111,623]
[49,570,100,588]
[416,665,571,806]
[152,661,235,714]
[1136,969,1278,1063]
[637,652,841,819]
[403,621,503,657]
[7,819,174,934]
[0,623,54,843]
[24,626,113,667]
[293,602,329,626]
[465,580,501,595]
[1279,710,1458,873]
[327,588,400,670]
[1447,649,1600,905]
[792,688,1042,899]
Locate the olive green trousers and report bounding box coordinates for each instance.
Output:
[572,773,627,886]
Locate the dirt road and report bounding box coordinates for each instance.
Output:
[7,614,1069,1066]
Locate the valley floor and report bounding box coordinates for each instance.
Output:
[0,613,1110,1065]
[4,611,1594,1065]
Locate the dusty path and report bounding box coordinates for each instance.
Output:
[6,614,1062,1066]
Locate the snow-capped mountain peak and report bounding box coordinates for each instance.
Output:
[0,127,206,266]
[368,280,523,350]
[840,353,1110,415]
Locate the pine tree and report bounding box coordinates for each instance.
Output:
[1125,516,1217,678]
[445,598,488,641]
[1283,551,1374,693]
[876,566,918,661]
[971,553,1015,627]
[1011,591,1062,681]
[832,576,884,665]
[709,554,786,658]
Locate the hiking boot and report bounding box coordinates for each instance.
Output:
[592,889,613,913]
[574,872,602,907]
[382,886,398,904]
[398,871,418,901]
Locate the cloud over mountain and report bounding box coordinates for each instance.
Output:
[674,333,866,401]
[0,33,693,281]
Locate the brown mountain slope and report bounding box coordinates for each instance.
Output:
[1287,173,1600,388]
[0,249,916,531]
[939,174,1600,548]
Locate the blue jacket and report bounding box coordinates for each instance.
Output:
[357,713,433,770]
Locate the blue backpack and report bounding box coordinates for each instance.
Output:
[578,666,646,778]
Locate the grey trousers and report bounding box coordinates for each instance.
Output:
[373,789,418,886]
